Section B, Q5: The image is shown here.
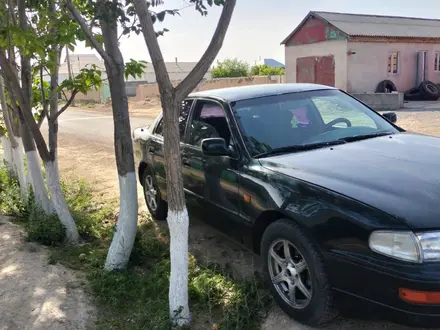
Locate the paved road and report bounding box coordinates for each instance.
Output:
[45,108,155,144]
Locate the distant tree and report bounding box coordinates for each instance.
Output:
[250,64,285,76]
[212,58,249,78]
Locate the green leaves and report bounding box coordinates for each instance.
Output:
[60,64,103,94]
[250,64,285,76]
[124,59,147,80]
[212,58,249,78]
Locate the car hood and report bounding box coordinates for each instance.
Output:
[259,133,440,230]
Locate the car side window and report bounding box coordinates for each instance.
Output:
[154,99,193,140]
[154,118,164,136]
[188,100,233,148]
[179,99,193,140]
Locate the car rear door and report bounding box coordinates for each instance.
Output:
[149,100,193,200]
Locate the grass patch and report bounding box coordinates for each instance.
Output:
[0,165,272,329]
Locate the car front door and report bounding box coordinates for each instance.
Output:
[182,99,242,236]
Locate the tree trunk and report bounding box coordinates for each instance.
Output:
[162,96,191,326]
[45,160,79,243]
[98,1,138,270]
[0,136,12,166]
[21,122,52,213]
[1,76,27,199]
[44,16,79,243]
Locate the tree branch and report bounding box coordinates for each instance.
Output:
[133,0,173,94]
[52,89,78,121]
[63,0,115,67]
[39,65,49,126]
[0,48,51,160]
[175,0,236,101]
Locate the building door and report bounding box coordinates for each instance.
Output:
[296,55,335,87]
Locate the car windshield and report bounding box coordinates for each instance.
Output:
[231,89,399,158]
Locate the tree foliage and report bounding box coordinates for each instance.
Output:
[250,64,285,76]
[211,58,249,78]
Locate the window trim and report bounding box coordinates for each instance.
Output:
[153,115,164,136]
[152,98,196,140]
[185,98,240,160]
[387,51,400,75]
[435,52,440,72]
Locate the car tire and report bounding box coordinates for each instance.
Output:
[419,80,440,100]
[142,166,167,221]
[261,219,337,326]
[404,87,422,101]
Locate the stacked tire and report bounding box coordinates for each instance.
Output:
[404,80,440,101]
[375,80,397,93]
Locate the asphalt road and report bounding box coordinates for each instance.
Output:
[47,108,155,144]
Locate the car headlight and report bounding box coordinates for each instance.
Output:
[416,232,440,262]
[369,230,440,263]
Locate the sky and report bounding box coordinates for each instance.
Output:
[72,0,440,66]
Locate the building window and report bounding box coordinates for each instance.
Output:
[388,52,399,74]
[435,53,440,72]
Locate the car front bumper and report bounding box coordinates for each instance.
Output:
[326,252,440,325]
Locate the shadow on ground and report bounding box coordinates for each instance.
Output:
[0,218,95,330]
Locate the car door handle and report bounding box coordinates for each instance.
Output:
[148,146,155,154]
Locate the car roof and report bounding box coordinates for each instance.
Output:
[188,83,336,102]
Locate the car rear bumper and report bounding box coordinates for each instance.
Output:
[326,252,440,325]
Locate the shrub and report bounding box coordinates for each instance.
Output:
[0,165,24,216]
[25,204,65,246]
[212,58,249,78]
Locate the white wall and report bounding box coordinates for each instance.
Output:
[347,41,440,93]
[285,40,348,90]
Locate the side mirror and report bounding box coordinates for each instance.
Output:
[383,112,397,123]
[201,138,230,157]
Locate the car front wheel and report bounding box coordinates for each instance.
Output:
[142,167,167,221]
[261,219,337,325]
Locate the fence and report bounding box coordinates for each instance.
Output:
[135,75,286,101]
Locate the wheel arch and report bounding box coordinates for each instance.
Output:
[252,210,300,255]
[138,161,149,184]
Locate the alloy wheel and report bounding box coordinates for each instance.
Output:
[268,238,313,309]
[144,175,158,212]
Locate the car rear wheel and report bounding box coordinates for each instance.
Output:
[142,167,167,221]
[261,219,337,325]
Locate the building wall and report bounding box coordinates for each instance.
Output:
[135,76,284,101]
[285,16,346,46]
[285,40,348,89]
[126,71,212,83]
[347,41,440,93]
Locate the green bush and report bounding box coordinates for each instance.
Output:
[212,58,250,78]
[250,64,285,76]
[0,165,24,216]
[25,204,65,246]
[61,178,112,240]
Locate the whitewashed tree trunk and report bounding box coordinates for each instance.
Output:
[11,137,28,200]
[0,136,12,167]
[104,172,138,269]
[132,0,236,325]
[168,209,190,326]
[45,159,79,243]
[26,150,52,213]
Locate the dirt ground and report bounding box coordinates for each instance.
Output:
[79,97,162,118]
[0,218,95,330]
